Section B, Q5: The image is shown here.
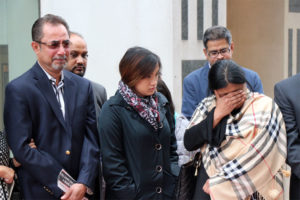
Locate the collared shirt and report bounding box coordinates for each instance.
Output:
[38,62,65,119]
[38,63,93,194]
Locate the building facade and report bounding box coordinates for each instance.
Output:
[1,0,300,133]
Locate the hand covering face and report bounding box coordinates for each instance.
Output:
[188,91,287,200]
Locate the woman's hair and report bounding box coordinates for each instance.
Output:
[156,78,175,117]
[119,46,161,88]
[209,60,252,91]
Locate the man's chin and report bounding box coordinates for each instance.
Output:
[76,72,84,77]
[52,64,65,71]
[72,69,85,77]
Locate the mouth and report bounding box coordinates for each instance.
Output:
[53,56,67,63]
[73,66,85,71]
[54,59,66,63]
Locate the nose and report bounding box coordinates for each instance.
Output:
[151,77,158,86]
[76,55,84,64]
[216,52,224,59]
[57,44,68,56]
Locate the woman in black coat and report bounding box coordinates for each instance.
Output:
[98,47,179,200]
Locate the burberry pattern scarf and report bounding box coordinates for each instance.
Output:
[188,91,287,200]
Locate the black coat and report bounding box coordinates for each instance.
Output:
[98,91,179,200]
[184,108,225,200]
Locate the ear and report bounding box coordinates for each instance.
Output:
[203,48,209,59]
[214,90,219,99]
[230,41,234,55]
[31,41,40,54]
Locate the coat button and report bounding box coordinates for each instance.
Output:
[159,122,163,129]
[155,144,162,150]
[156,187,162,194]
[156,165,162,172]
[65,150,71,155]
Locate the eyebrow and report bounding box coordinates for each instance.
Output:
[210,47,228,52]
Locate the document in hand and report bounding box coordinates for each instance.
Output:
[8,180,15,199]
[57,169,88,200]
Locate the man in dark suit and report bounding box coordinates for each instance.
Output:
[66,31,107,200]
[4,14,99,200]
[274,74,300,199]
[182,26,264,119]
[65,32,107,120]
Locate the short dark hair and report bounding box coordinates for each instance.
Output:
[32,14,70,42]
[203,26,232,49]
[119,46,161,89]
[208,60,247,91]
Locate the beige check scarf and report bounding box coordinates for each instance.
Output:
[188,91,287,200]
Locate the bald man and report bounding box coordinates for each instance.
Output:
[66,32,107,200]
[66,32,107,120]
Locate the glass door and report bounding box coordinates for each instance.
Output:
[0,0,39,131]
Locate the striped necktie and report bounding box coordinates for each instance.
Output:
[50,79,64,108]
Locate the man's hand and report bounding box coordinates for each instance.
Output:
[61,183,87,200]
[13,138,37,168]
[29,138,37,149]
[213,89,246,128]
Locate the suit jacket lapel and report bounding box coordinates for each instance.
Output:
[32,63,68,131]
[63,71,76,124]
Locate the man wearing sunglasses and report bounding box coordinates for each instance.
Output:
[182,26,264,120]
[4,14,99,200]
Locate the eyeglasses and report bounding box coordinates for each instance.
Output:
[35,40,70,49]
[207,48,231,58]
[70,51,88,59]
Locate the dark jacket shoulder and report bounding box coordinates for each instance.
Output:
[275,73,300,89]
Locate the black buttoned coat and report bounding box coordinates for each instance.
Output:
[98,91,179,200]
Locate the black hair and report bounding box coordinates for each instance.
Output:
[156,78,175,117]
[209,60,253,91]
[119,46,161,89]
[203,26,232,49]
[32,14,70,42]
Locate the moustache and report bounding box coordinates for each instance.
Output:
[72,64,86,70]
[53,56,67,61]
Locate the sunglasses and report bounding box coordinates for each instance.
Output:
[35,40,70,49]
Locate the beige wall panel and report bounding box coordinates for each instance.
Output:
[227,0,284,97]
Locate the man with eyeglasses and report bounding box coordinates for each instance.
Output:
[66,32,107,122]
[4,14,99,200]
[182,26,263,119]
